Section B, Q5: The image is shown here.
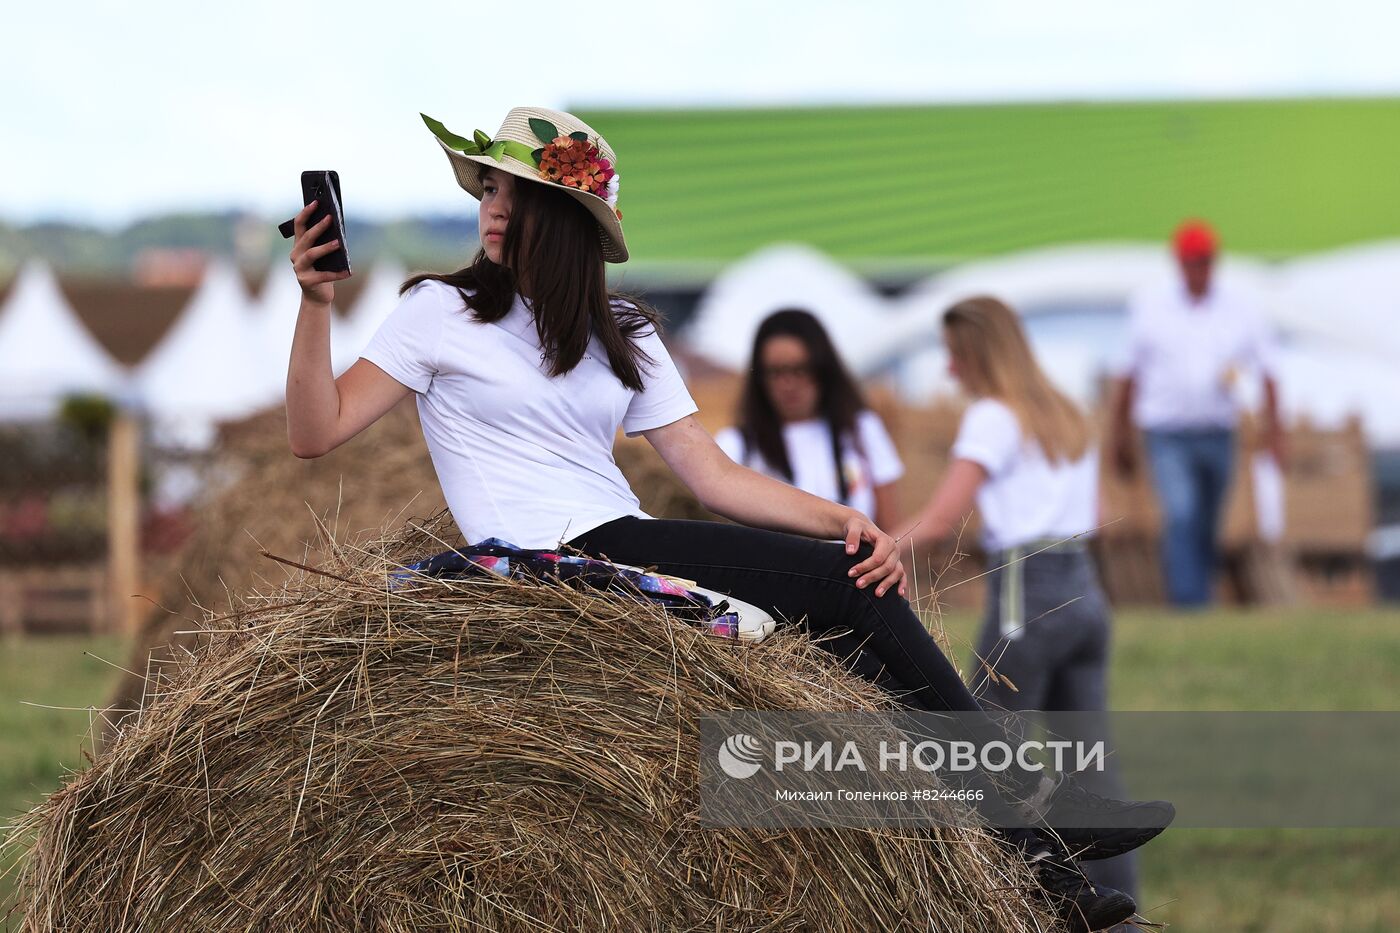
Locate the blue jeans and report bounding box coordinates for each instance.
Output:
[1144,428,1235,607]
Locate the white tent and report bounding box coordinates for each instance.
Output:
[848,245,1282,372]
[680,243,1204,399]
[881,247,1290,409]
[1269,342,1400,442]
[248,264,306,410]
[332,259,409,375]
[1275,241,1400,358]
[682,240,1400,444]
[133,258,263,448]
[247,260,411,402]
[1270,244,1400,441]
[846,245,1170,401]
[855,246,1400,438]
[683,243,890,372]
[0,260,127,419]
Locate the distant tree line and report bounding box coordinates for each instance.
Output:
[0,212,482,279]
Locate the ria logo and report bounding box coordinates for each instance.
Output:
[718,733,764,779]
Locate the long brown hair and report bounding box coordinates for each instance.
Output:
[400,175,659,391]
[942,296,1090,463]
[736,309,867,502]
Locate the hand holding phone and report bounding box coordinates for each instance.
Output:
[280,171,351,303]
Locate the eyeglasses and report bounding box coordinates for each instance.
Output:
[761,362,815,381]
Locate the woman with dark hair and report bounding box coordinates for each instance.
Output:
[284,107,1159,931]
[716,309,903,528]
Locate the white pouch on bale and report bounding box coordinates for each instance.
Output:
[684,583,777,644]
[615,566,777,644]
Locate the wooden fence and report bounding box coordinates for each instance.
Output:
[0,412,142,634]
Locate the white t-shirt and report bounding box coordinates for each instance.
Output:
[714,410,904,521]
[1122,281,1278,430]
[951,398,1098,552]
[359,280,698,548]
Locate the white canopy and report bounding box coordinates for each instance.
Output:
[682,241,1400,444]
[1274,240,1400,358]
[682,243,890,372]
[133,258,262,448]
[0,260,127,419]
[247,264,306,410]
[247,260,412,405]
[332,259,409,375]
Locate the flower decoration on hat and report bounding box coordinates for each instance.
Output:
[422,113,622,220]
[528,118,622,220]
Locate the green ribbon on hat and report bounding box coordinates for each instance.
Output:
[421,114,540,166]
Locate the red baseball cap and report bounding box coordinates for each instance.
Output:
[1173,220,1218,261]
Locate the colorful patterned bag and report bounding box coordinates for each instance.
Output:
[391,538,775,642]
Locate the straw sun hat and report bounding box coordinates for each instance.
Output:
[421,106,628,263]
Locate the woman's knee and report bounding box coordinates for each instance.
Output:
[815,538,880,584]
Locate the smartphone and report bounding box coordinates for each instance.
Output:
[277,170,350,274]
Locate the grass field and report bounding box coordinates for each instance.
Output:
[4,607,1400,930]
[935,605,1400,932]
[577,99,1400,264]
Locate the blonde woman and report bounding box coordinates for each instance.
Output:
[894,295,1148,905]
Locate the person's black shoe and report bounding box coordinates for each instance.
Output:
[1038,774,1175,861]
[1001,829,1137,932]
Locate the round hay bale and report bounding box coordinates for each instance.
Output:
[108,408,709,747]
[611,436,720,522]
[103,400,449,746]
[12,513,1050,931]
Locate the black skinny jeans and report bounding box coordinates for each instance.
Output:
[568,516,980,714]
[567,516,1035,821]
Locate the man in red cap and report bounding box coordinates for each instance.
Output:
[1111,220,1285,607]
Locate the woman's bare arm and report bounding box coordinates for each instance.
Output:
[286,352,410,458]
[891,458,987,553]
[873,482,900,532]
[283,201,410,458]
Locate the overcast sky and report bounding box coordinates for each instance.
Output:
[5,0,1400,226]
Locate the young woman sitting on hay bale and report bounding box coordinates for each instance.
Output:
[284,106,1168,931]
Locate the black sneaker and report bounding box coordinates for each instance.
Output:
[1002,829,1137,932]
[1040,774,1175,861]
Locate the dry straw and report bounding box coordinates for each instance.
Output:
[102,400,447,747]
[7,509,1053,931]
[104,409,708,749]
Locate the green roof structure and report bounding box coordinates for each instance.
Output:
[577,98,1400,273]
